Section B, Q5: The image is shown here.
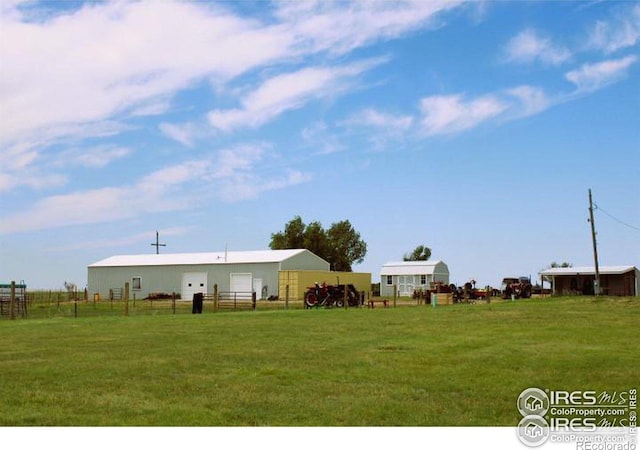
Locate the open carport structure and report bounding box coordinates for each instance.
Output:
[539,265,639,296]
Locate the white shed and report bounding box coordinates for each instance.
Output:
[380,260,450,297]
[88,249,329,300]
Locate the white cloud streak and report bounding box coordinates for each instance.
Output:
[0,144,311,234]
[419,94,508,136]
[565,55,638,93]
[504,29,571,66]
[55,145,131,168]
[276,0,463,55]
[346,108,414,131]
[208,58,387,132]
[0,0,293,147]
[588,4,640,54]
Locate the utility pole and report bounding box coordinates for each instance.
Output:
[588,189,600,295]
[151,230,166,254]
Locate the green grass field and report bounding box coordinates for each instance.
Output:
[0,296,637,426]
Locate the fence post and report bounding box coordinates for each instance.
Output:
[252,292,256,310]
[124,282,130,317]
[343,285,348,309]
[74,298,78,318]
[393,285,397,308]
[172,292,176,314]
[9,281,16,320]
[285,285,289,310]
[213,284,218,313]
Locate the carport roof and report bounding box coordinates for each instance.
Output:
[539,265,637,276]
[89,249,313,267]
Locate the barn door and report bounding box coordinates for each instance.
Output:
[182,272,207,301]
[230,273,252,299]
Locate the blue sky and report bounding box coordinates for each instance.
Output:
[1,0,638,290]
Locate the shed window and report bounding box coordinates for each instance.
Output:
[420,275,426,285]
[132,277,142,290]
[386,275,393,285]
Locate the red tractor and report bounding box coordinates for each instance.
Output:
[501,277,532,299]
[304,282,361,309]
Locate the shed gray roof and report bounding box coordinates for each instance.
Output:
[539,265,637,276]
[89,249,316,267]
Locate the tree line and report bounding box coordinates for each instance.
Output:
[270,216,432,271]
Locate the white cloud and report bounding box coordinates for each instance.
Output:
[505,85,551,118]
[346,108,414,130]
[419,94,507,135]
[0,170,67,193]
[0,143,311,233]
[565,55,638,93]
[504,29,570,65]
[0,0,462,150]
[56,145,131,168]
[159,122,199,147]
[588,4,640,54]
[0,0,293,147]
[209,145,266,179]
[216,169,312,203]
[276,0,463,55]
[208,58,386,132]
[301,121,344,155]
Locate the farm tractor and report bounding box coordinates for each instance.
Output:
[501,277,532,299]
[450,280,494,303]
[304,282,362,309]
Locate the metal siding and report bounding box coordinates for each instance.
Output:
[88,261,283,300]
[280,250,330,271]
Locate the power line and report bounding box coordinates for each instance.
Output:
[593,202,640,232]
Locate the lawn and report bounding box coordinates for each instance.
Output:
[0,296,637,426]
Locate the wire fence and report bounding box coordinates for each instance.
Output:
[0,290,306,320]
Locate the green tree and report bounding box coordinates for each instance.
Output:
[549,262,573,268]
[326,220,367,272]
[269,216,367,272]
[303,221,329,260]
[270,216,305,250]
[403,245,432,261]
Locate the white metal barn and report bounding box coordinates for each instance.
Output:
[88,249,329,301]
[380,260,450,297]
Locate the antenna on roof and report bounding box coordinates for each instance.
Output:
[151,230,167,255]
[225,243,227,262]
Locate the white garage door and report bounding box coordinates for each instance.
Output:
[182,272,207,301]
[230,273,252,298]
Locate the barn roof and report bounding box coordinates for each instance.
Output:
[89,249,315,267]
[539,265,637,276]
[380,260,448,276]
